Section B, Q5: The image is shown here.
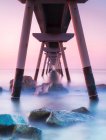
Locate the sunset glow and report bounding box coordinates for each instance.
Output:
[0,0,106,69]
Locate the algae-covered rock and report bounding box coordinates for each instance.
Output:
[0,114,26,136]
[46,110,93,127]
[28,108,51,121]
[0,114,42,139]
[13,125,42,140]
[29,108,92,128]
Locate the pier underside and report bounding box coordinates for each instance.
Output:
[12,0,98,101]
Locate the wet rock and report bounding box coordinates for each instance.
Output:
[36,83,68,96]
[10,76,36,91]
[13,125,42,140]
[48,70,68,93]
[48,83,68,94]
[0,114,26,136]
[0,87,3,92]
[97,84,106,89]
[35,83,50,95]
[0,114,42,139]
[46,110,93,127]
[28,108,51,121]
[72,107,90,114]
[35,70,68,95]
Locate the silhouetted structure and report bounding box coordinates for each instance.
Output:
[12,0,98,101]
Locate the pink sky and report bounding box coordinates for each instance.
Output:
[0,0,106,69]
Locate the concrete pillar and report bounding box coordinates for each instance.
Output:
[55,55,59,73]
[59,59,64,77]
[68,1,98,101]
[49,62,52,73]
[11,0,34,99]
[46,58,50,75]
[34,43,44,81]
[56,55,61,75]
[59,43,71,82]
[42,55,47,77]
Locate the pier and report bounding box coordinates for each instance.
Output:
[11,0,98,101]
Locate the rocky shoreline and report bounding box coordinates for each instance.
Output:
[0,107,92,139]
[28,107,92,127]
[0,114,41,140]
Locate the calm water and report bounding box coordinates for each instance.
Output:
[0,69,106,140]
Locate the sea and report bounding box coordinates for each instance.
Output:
[0,69,106,140]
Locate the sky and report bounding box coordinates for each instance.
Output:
[0,0,106,70]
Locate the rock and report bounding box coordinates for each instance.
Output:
[36,83,68,96]
[0,114,42,139]
[48,83,68,93]
[10,76,36,91]
[35,83,50,95]
[29,108,92,127]
[48,70,68,93]
[97,84,106,89]
[13,125,42,140]
[72,107,90,114]
[0,114,26,136]
[46,110,93,127]
[28,108,51,121]
[0,87,3,92]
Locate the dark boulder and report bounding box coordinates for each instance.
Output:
[48,83,68,93]
[0,114,26,136]
[97,84,106,89]
[0,114,42,139]
[13,125,42,140]
[28,108,92,127]
[72,107,90,114]
[28,108,51,121]
[10,76,36,91]
[0,87,3,92]
[46,110,93,127]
